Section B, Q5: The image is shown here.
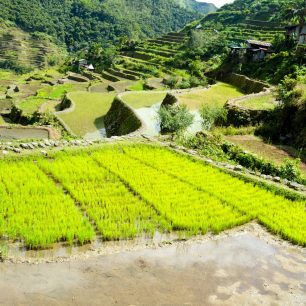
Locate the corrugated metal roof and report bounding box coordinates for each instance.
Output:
[246,40,272,47]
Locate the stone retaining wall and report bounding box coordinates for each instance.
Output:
[208,72,269,94]
[104,96,143,137]
[225,91,274,126]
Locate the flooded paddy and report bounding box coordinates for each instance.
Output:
[0,223,305,305]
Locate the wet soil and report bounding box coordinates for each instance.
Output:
[0,224,305,305]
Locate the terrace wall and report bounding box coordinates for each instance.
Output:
[225,91,274,126]
[209,72,269,94]
[104,96,143,137]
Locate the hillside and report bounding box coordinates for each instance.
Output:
[0,20,65,72]
[0,0,215,50]
[198,0,303,25]
[177,0,217,14]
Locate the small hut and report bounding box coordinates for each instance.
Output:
[246,40,273,61]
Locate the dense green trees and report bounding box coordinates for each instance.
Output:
[0,0,212,50]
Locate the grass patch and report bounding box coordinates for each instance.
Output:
[122,92,167,109]
[37,83,88,100]
[0,115,6,125]
[19,97,47,114]
[58,92,116,136]
[19,84,89,114]
[237,94,276,110]
[127,80,145,91]
[178,82,244,110]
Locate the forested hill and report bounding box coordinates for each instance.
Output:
[177,0,217,14]
[192,0,304,28]
[0,0,215,50]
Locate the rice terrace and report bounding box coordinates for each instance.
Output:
[0,0,306,305]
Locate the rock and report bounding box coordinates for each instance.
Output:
[266,175,273,180]
[261,174,267,179]
[234,165,243,171]
[20,143,29,149]
[161,93,179,106]
[39,142,46,148]
[187,150,197,155]
[58,79,66,85]
[41,150,48,156]
[226,164,235,170]
[288,181,304,191]
[13,148,21,153]
[31,142,38,148]
[27,144,35,150]
[2,150,9,155]
[273,177,281,183]
[283,179,289,185]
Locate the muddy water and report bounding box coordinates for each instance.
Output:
[0,227,305,306]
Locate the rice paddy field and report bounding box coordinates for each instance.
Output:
[18,83,89,114]
[236,93,277,110]
[177,83,243,110]
[0,143,305,250]
[121,92,167,109]
[58,92,116,136]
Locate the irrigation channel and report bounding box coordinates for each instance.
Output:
[0,223,305,305]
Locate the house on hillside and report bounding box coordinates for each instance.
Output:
[77,59,95,71]
[230,40,273,63]
[246,40,273,61]
[285,24,306,46]
[78,59,88,69]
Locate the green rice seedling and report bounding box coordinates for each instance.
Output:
[122,145,306,246]
[39,153,167,240]
[0,160,95,249]
[93,148,248,235]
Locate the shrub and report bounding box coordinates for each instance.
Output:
[158,104,194,134]
[279,159,302,182]
[163,76,179,89]
[200,105,228,131]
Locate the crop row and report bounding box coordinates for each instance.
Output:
[39,154,165,240]
[0,160,94,248]
[93,148,249,235]
[0,144,305,249]
[122,145,306,246]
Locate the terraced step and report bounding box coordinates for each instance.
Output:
[167,32,187,38]
[148,39,180,47]
[120,56,161,68]
[106,68,138,81]
[140,43,178,53]
[122,51,155,62]
[161,35,186,43]
[135,47,175,58]
[101,71,121,82]
[118,68,147,78]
